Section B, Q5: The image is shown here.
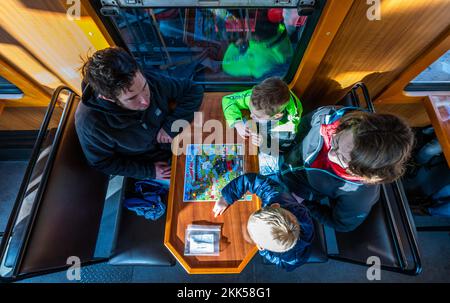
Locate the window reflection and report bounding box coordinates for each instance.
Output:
[110,8,308,83]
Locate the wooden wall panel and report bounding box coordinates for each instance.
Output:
[290,0,354,92]
[374,102,431,128]
[301,0,450,114]
[376,28,450,104]
[0,106,63,130]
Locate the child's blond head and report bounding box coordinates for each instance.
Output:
[247,205,300,253]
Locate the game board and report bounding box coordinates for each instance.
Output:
[183,144,251,202]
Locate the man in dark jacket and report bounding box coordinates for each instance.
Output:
[280,106,414,232]
[75,47,204,179]
[213,173,314,272]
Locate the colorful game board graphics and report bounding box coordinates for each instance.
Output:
[183,144,251,202]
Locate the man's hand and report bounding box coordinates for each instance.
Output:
[157,128,173,144]
[213,197,230,217]
[154,161,171,179]
[250,131,263,147]
[234,121,251,139]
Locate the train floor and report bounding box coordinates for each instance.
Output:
[1,160,449,283]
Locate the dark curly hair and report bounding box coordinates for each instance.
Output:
[337,111,415,184]
[81,47,139,100]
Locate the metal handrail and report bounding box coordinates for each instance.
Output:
[381,184,408,270]
[0,86,76,279]
[392,180,423,275]
[349,82,375,112]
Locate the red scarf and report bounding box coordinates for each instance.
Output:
[310,120,364,182]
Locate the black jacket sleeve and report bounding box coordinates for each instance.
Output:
[221,173,283,206]
[156,74,204,138]
[77,121,156,179]
[304,186,380,232]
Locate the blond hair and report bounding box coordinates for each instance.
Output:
[247,206,300,253]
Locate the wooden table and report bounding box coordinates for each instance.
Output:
[164,93,261,274]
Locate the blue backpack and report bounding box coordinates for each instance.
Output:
[124,180,168,221]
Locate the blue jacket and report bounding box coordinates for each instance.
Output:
[221,173,314,272]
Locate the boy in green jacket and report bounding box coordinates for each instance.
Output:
[222,77,302,151]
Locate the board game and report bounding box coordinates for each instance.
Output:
[183,144,251,202]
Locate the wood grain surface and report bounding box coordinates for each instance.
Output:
[164,93,261,274]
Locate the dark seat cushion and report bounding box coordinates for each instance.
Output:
[332,183,415,270]
[108,178,175,267]
[307,219,328,263]
[333,201,400,267]
[109,207,175,266]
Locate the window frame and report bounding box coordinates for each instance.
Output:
[404,50,450,93]
[0,76,24,100]
[404,82,450,92]
[91,2,327,91]
[0,56,51,107]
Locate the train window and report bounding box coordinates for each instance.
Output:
[405,50,450,91]
[0,76,23,100]
[107,8,320,85]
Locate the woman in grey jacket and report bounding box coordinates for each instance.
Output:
[280,106,414,232]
